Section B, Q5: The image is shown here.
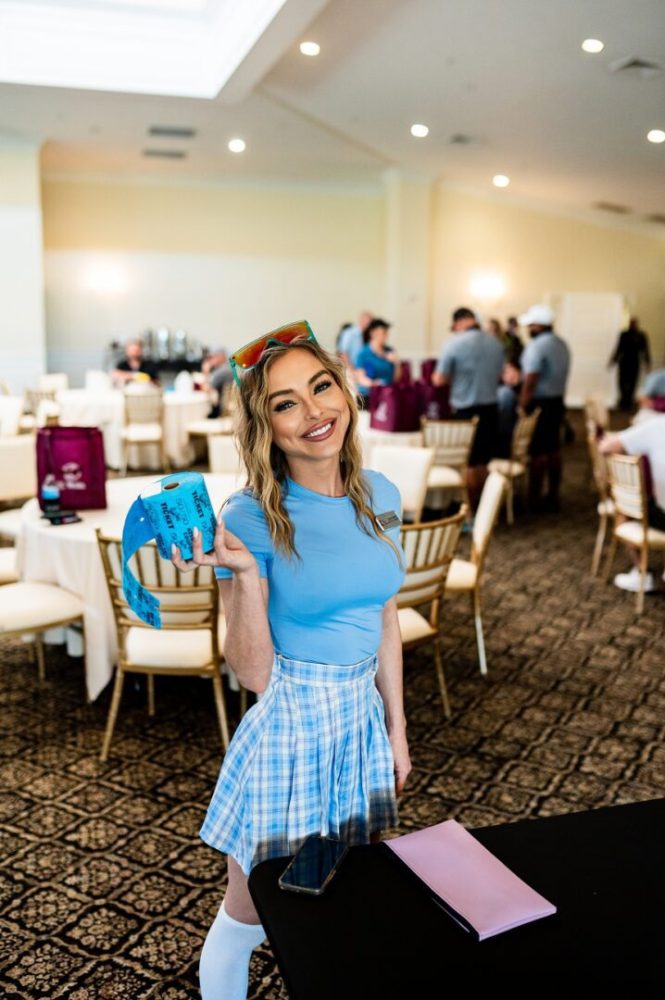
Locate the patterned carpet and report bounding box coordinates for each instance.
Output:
[1,416,664,998]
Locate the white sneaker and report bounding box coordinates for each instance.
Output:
[613,567,655,593]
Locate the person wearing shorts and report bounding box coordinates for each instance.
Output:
[433,307,504,509]
[519,304,571,512]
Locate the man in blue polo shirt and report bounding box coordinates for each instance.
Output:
[519,304,571,512]
[433,306,504,509]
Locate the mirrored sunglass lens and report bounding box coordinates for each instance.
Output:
[233,324,311,369]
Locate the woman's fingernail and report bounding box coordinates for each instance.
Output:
[171,544,177,556]
[217,511,224,525]
[193,526,200,538]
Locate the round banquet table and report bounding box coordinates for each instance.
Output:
[16,473,244,701]
[56,389,212,470]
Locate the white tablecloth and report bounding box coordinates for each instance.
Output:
[56,389,211,469]
[17,473,243,701]
[356,410,424,464]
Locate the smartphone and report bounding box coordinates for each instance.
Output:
[278,835,349,896]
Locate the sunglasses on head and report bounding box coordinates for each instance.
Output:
[229,321,317,387]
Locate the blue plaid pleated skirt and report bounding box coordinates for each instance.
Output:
[200,651,398,874]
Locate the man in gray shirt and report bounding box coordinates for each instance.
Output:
[519,304,571,512]
[433,307,504,509]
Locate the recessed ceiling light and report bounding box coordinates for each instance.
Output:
[647,129,665,144]
[410,123,429,138]
[492,174,510,188]
[582,38,604,54]
[228,138,246,153]
[300,41,320,56]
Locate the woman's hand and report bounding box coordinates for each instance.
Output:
[389,728,411,795]
[171,516,257,576]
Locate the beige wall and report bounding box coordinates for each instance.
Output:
[431,185,665,365]
[0,139,46,392]
[41,175,665,390]
[41,177,387,384]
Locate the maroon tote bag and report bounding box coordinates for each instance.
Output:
[36,426,107,510]
[369,385,421,433]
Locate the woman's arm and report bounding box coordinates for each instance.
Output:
[172,518,274,693]
[375,597,411,794]
[218,573,273,693]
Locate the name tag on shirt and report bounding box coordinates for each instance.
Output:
[375,510,402,532]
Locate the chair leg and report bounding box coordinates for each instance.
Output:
[433,637,451,719]
[637,545,648,615]
[239,686,248,719]
[604,535,618,583]
[100,669,125,762]
[471,588,488,676]
[35,634,45,682]
[212,670,230,750]
[591,514,608,576]
[147,674,155,716]
[506,478,514,526]
[160,438,170,474]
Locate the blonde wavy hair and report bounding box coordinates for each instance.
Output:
[231,337,399,561]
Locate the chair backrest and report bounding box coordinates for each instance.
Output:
[208,434,245,475]
[124,384,163,424]
[471,471,506,567]
[0,396,23,437]
[607,454,646,523]
[0,434,37,501]
[510,408,541,465]
[38,373,69,393]
[96,531,220,655]
[369,446,435,522]
[25,388,57,415]
[422,418,478,468]
[586,433,610,499]
[397,508,466,620]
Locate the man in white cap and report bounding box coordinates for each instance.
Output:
[519,304,571,512]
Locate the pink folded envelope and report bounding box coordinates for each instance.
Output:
[386,819,556,940]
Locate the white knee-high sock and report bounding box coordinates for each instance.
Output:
[199,900,266,1000]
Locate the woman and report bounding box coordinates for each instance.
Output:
[354,317,401,398]
[172,321,410,1000]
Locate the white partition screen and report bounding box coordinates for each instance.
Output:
[551,292,626,408]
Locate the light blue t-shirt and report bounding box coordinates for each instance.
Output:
[215,471,405,665]
[338,324,364,366]
[355,345,395,397]
[521,331,570,398]
[643,368,665,398]
[435,327,504,409]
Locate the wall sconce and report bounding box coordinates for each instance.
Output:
[468,272,506,303]
[81,261,128,296]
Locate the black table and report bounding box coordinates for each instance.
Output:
[249,799,663,997]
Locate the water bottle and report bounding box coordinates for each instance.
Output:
[41,474,61,515]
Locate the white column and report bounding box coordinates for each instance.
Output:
[383,169,432,359]
[0,138,46,394]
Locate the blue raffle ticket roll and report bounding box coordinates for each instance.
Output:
[122,471,217,627]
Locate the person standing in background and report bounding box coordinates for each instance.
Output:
[609,318,651,411]
[338,311,373,369]
[519,304,570,513]
[433,307,504,510]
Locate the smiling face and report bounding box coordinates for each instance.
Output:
[266,347,351,474]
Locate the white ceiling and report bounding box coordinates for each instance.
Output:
[0,0,664,227]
